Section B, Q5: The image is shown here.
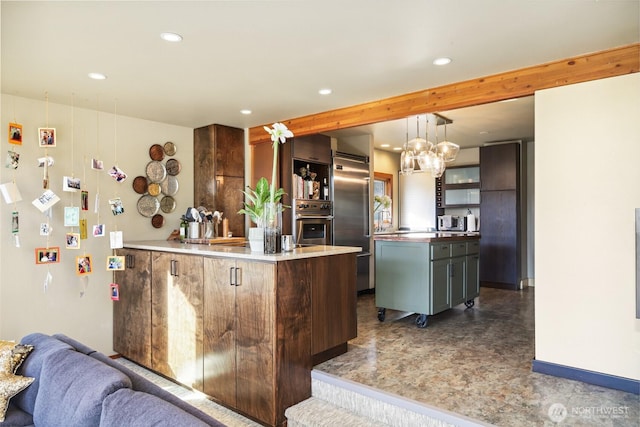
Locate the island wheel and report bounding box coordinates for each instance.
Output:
[464,299,475,308]
[377,308,386,322]
[415,314,428,328]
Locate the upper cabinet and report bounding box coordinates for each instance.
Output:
[437,165,480,208]
[480,144,519,191]
[194,124,245,237]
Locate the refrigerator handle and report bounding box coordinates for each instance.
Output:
[365,178,371,237]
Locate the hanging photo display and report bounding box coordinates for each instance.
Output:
[108,165,127,183]
[39,223,52,236]
[8,123,23,145]
[106,256,125,271]
[11,211,19,234]
[62,176,81,192]
[35,247,60,264]
[32,189,60,212]
[76,255,92,275]
[0,182,22,204]
[91,158,104,170]
[65,232,80,249]
[6,151,20,169]
[110,283,120,301]
[81,191,88,210]
[110,231,123,249]
[64,206,80,227]
[79,219,88,239]
[93,224,105,237]
[38,127,56,147]
[109,198,124,215]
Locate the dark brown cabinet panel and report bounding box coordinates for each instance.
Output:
[151,252,204,391]
[194,124,245,236]
[113,248,152,367]
[479,143,521,289]
[480,143,519,191]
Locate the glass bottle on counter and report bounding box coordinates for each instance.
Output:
[323,178,329,200]
[179,217,188,239]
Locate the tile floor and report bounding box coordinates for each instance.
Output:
[314,287,640,426]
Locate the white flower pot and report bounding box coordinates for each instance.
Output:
[248,227,264,252]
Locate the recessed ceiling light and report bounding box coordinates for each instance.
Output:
[433,57,452,66]
[160,32,183,42]
[380,144,390,148]
[240,109,252,115]
[318,88,332,95]
[479,131,489,135]
[393,147,403,151]
[88,72,107,80]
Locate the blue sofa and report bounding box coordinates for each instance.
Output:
[1,333,225,426]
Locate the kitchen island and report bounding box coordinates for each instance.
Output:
[113,241,361,427]
[374,232,480,328]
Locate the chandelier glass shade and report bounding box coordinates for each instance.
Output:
[400,113,458,177]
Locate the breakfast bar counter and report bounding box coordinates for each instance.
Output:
[113,241,361,426]
[374,233,480,328]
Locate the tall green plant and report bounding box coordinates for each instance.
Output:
[238,177,285,227]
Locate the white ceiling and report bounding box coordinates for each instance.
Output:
[1,1,638,151]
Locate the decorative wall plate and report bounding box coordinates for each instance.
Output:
[160,175,179,196]
[137,195,160,217]
[147,182,161,196]
[145,161,167,183]
[160,196,176,213]
[165,158,181,176]
[151,214,164,228]
[163,141,177,156]
[149,144,165,161]
[132,176,148,194]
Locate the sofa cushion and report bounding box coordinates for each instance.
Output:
[0,347,34,423]
[51,333,96,356]
[33,350,131,427]
[0,402,33,426]
[100,388,212,427]
[13,333,74,414]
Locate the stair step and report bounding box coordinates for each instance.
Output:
[309,370,491,427]
[285,397,387,427]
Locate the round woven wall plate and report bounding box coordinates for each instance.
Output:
[166,158,181,176]
[151,214,165,228]
[145,161,167,183]
[137,195,160,217]
[160,196,176,213]
[163,141,177,156]
[149,144,165,161]
[160,175,179,196]
[132,176,148,194]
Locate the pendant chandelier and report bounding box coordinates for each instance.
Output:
[400,113,459,178]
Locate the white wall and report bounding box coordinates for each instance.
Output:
[0,95,193,354]
[534,73,640,380]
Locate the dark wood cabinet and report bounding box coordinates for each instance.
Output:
[114,246,357,427]
[113,248,152,367]
[194,124,245,237]
[150,252,204,391]
[479,143,521,289]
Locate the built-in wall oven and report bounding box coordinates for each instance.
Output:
[293,199,333,246]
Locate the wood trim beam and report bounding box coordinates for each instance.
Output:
[249,43,639,145]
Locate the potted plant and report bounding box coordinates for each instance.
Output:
[238,177,286,251]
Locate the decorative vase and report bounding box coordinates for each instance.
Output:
[248,227,264,252]
[262,202,282,254]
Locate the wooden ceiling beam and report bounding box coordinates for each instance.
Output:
[249,43,639,145]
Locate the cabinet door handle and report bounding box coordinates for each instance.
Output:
[229,267,235,286]
[171,260,178,277]
[126,254,134,269]
[450,263,455,277]
[235,267,240,287]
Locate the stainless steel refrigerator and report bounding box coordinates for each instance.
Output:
[332,152,371,292]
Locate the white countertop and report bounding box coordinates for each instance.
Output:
[123,240,362,261]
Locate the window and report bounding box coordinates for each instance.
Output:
[374,172,393,231]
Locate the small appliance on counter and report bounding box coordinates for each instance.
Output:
[437,214,467,231]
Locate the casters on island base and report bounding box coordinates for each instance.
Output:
[415,314,428,328]
[464,299,475,308]
[377,308,386,322]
